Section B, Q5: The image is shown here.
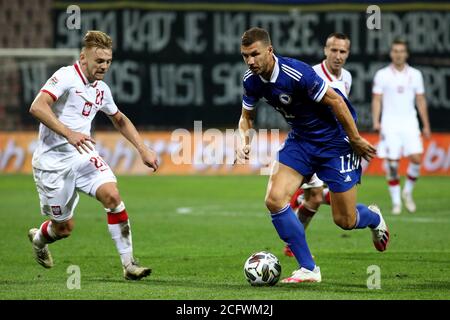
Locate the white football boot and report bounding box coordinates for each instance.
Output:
[391,204,402,215]
[281,266,321,283]
[368,205,390,252]
[28,228,54,268]
[123,259,152,280]
[402,190,416,213]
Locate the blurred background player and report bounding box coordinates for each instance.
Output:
[285,32,352,257]
[237,27,389,283]
[372,38,431,215]
[28,30,159,280]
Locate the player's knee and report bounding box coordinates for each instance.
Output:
[265,192,286,213]
[333,215,355,230]
[387,160,399,180]
[410,154,421,164]
[102,191,122,209]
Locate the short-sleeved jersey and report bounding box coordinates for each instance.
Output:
[242,55,357,142]
[32,61,118,171]
[313,60,352,98]
[372,64,424,131]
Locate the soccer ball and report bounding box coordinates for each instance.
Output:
[243,251,281,286]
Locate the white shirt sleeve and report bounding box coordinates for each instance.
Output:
[100,84,119,116]
[40,67,73,101]
[372,70,384,95]
[415,70,425,95]
[347,72,352,96]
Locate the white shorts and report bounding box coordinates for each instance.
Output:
[33,153,117,222]
[377,129,423,159]
[301,173,324,189]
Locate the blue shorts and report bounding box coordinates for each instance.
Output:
[277,131,362,193]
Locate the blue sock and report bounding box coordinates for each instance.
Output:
[271,204,315,271]
[355,204,381,229]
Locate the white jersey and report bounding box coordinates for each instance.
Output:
[32,61,118,171]
[313,60,352,98]
[372,64,425,131]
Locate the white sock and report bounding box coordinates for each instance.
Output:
[404,163,420,194]
[33,220,58,249]
[106,202,133,267]
[388,182,401,206]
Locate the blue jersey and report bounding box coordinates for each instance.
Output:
[242,55,357,143]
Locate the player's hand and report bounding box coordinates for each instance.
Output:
[234,144,251,164]
[66,131,96,154]
[372,122,381,133]
[140,148,159,172]
[422,126,431,139]
[350,136,377,162]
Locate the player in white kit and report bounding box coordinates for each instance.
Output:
[285,33,352,257]
[372,38,431,215]
[28,31,159,280]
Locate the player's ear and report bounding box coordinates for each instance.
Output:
[79,48,86,64]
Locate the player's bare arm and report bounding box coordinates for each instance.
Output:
[371,94,382,132]
[29,91,95,154]
[416,94,431,138]
[236,107,255,163]
[109,111,159,171]
[321,87,376,161]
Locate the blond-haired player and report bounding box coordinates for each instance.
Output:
[372,38,431,215]
[28,31,158,280]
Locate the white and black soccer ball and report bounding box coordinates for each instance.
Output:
[243,251,281,286]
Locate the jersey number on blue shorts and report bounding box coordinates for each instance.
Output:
[339,153,360,173]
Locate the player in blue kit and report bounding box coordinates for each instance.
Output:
[236,27,390,283]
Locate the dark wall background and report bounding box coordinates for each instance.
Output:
[15,1,450,131]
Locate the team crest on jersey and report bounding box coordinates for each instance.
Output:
[82,102,93,116]
[51,206,62,216]
[279,93,292,105]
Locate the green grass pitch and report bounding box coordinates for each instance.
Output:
[0,175,449,299]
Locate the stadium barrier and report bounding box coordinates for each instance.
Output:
[1,131,449,175]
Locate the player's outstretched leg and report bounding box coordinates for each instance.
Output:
[284,187,323,258]
[271,205,322,283]
[267,163,321,283]
[97,183,151,280]
[28,225,53,268]
[28,219,71,268]
[105,201,151,280]
[331,187,390,252]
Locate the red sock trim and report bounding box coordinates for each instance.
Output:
[388,179,400,186]
[290,188,304,209]
[407,175,418,182]
[324,191,331,205]
[298,204,316,217]
[40,220,53,241]
[107,209,129,224]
